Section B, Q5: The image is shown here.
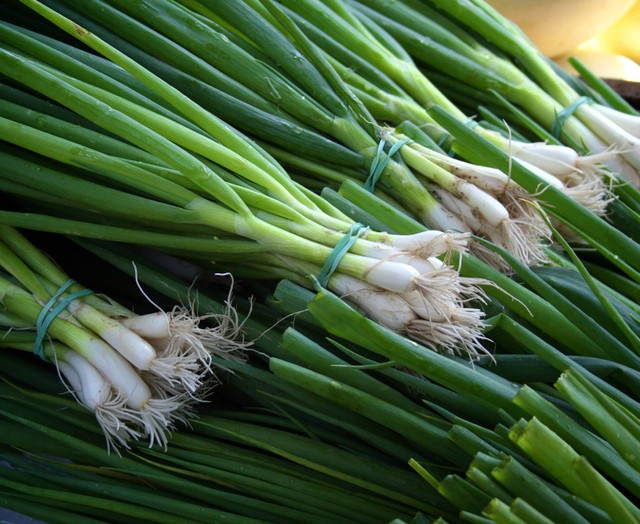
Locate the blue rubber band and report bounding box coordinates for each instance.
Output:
[317,223,368,288]
[34,279,93,362]
[364,138,411,193]
[552,96,593,139]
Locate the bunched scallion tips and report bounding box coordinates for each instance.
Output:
[0,227,251,449]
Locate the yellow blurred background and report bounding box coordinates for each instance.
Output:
[488,0,640,81]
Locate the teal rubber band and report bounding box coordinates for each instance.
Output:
[364,138,411,193]
[317,223,368,288]
[552,96,593,139]
[436,132,451,148]
[34,279,93,362]
[463,117,479,129]
[364,139,387,193]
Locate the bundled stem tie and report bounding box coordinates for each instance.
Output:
[552,96,594,139]
[463,117,479,129]
[317,223,369,287]
[364,137,411,192]
[436,132,451,149]
[34,279,93,362]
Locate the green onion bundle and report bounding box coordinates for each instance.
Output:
[0,1,639,521]
[348,0,640,188]
[1,352,444,523]
[93,241,640,522]
[1,220,638,521]
[160,0,639,278]
[0,227,246,448]
[267,286,640,523]
[0,0,498,356]
[268,0,612,215]
[1,0,560,270]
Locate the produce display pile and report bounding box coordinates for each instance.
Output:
[0,0,639,522]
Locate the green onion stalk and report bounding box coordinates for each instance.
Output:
[0,227,247,449]
[170,0,555,268]
[14,0,561,271]
[272,0,611,217]
[0,3,490,357]
[349,0,640,189]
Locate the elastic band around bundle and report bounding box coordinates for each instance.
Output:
[463,117,479,129]
[34,279,93,362]
[552,96,593,139]
[436,132,451,148]
[317,223,369,288]
[365,137,411,193]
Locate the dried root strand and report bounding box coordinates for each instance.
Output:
[409,269,490,360]
[406,312,490,360]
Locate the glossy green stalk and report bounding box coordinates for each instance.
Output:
[306,288,521,412]
[0,45,249,216]
[0,470,209,524]
[20,0,288,180]
[142,448,406,523]
[0,407,315,522]
[0,20,192,131]
[35,0,363,167]
[490,315,640,417]
[269,357,465,466]
[509,417,639,522]
[490,456,593,524]
[513,386,640,496]
[279,328,424,413]
[191,415,447,510]
[536,207,640,353]
[555,369,640,472]
[482,499,527,524]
